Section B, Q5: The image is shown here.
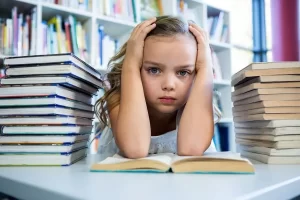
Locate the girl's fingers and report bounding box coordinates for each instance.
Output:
[189,23,208,40]
[140,17,157,29]
[189,25,205,45]
[139,23,156,39]
[131,17,156,39]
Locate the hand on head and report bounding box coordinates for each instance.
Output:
[188,23,213,72]
[124,17,157,68]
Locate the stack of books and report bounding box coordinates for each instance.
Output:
[0,53,103,166]
[231,61,300,164]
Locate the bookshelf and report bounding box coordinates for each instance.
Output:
[0,0,235,152]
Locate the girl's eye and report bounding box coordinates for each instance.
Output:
[148,68,160,74]
[178,70,189,76]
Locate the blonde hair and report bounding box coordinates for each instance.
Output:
[95,15,222,128]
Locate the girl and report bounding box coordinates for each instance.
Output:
[95,15,221,159]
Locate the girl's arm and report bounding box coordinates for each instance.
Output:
[108,18,156,159]
[177,23,214,156]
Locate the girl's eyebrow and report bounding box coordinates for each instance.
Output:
[143,61,194,69]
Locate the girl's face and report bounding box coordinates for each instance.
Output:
[141,34,197,115]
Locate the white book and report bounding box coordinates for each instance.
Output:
[90,152,254,174]
[1,76,98,95]
[236,138,300,149]
[238,145,300,156]
[234,120,300,128]
[231,61,300,86]
[0,134,90,144]
[0,107,94,119]
[0,141,87,153]
[0,85,91,104]
[236,133,300,142]
[235,127,300,136]
[5,64,102,88]
[2,125,93,134]
[4,53,101,79]
[0,116,92,126]
[0,148,87,166]
[240,150,300,164]
[0,96,93,111]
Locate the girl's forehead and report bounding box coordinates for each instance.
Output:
[143,35,197,59]
[145,34,195,43]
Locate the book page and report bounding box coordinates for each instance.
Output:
[171,152,247,164]
[97,153,174,166]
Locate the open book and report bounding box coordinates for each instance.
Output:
[90,152,255,174]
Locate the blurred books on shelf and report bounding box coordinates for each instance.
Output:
[177,0,197,23]
[0,6,37,57]
[96,0,139,22]
[43,15,89,62]
[207,11,229,43]
[94,25,117,70]
[140,0,163,21]
[41,0,92,11]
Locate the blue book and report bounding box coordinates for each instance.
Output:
[0,148,87,166]
[0,96,92,111]
[4,63,103,88]
[0,85,92,105]
[1,125,93,135]
[98,25,104,66]
[0,134,90,144]
[90,152,255,174]
[0,141,87,154]
[3,53,102,80]
[1,75,98,95]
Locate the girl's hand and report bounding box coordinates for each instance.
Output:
[124,17,157,69]
[188,23,213,72]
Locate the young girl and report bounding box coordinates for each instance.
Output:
[95,15,221,159]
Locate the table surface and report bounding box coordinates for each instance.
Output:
[0,154,300,200]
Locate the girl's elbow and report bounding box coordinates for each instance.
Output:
[177,140,212,156]
[177,147,205,156]
[121,147,149,159]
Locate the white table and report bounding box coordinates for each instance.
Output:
[0,154,300,200]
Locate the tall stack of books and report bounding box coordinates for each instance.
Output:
[231,61,300,164]
[0,53,103,166]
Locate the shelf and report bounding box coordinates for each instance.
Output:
[207,4,229,15]
[41,2,92,21]
[0,0,36,17]
[0,54,7,59]
[209,41,232,52]
[96,15,136,38]
[185,0,204,7]
[213,79,231,87]
[218,118,233,123]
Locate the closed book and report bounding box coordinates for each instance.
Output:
[3,53,101,79]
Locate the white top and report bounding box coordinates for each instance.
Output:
[97,108,217,158]
[1,157,300,200]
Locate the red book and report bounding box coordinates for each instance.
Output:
[64,21,72,53]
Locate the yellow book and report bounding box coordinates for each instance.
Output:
[48,16,65,53]
[90,152,254,174]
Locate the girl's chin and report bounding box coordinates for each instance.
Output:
[152,105,179,114]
